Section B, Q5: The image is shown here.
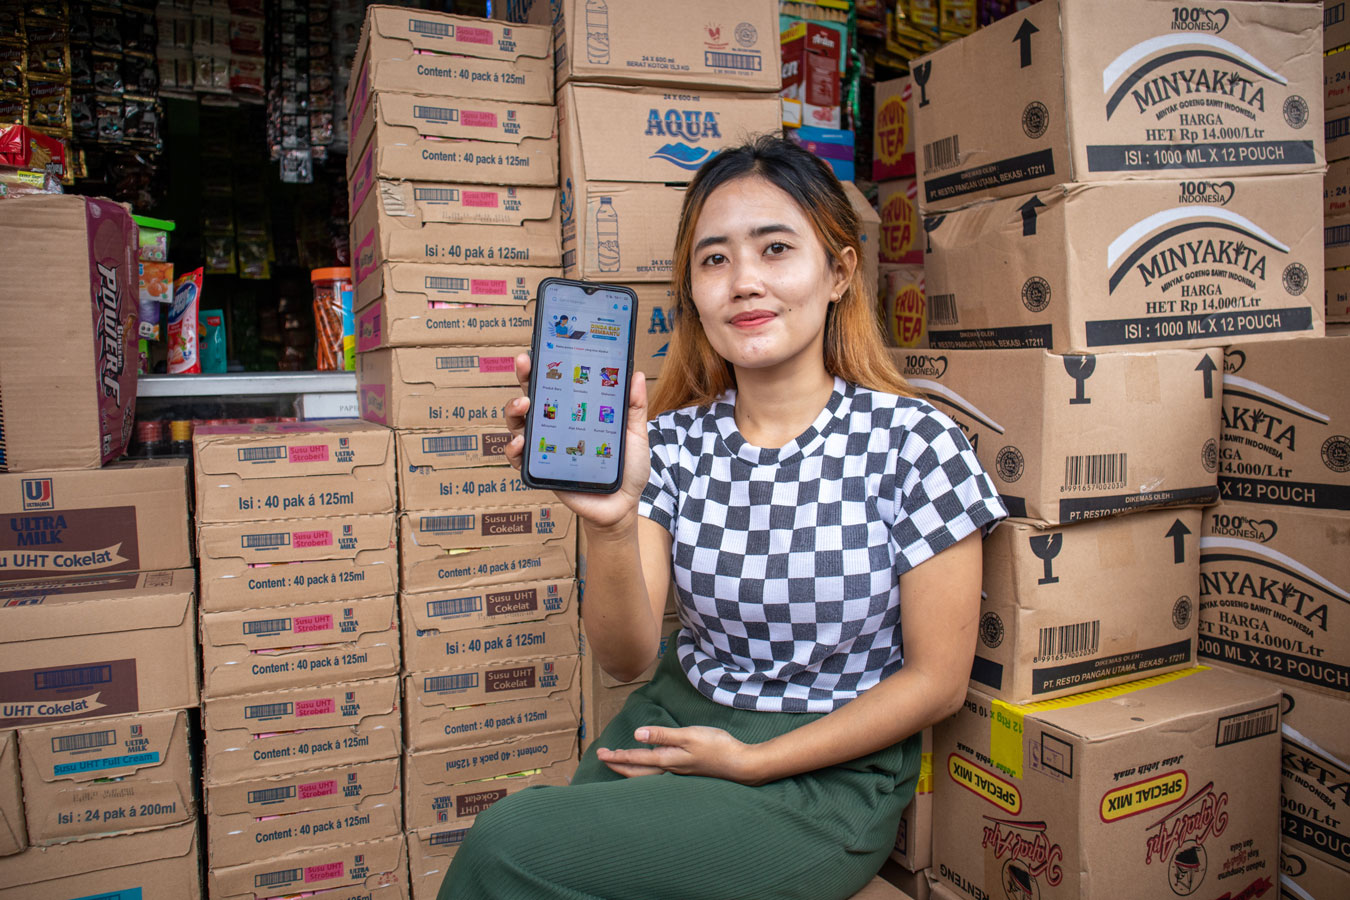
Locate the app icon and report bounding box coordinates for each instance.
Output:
[595,442,612,458]
[543,401,558,420]
[600,367,620,387]
[545,361,563,380]
[574,365,590,384]
[553,314,572,337]
[566,439,586,456]
[538,437,557,454]
[599,405,615,424]
[572,403,587,422]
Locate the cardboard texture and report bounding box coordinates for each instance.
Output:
[208,831,407,900]
[1329,47,1350,113]
[1280,844,1348,899]
[891,346,1222,526]
[1198,500,1349,701]
[879,178,922,265]
[196,512,398,612]
[1327,158,1350,220]
[1326,266,1350,322]
[200,594,401,697]
[208,787,401,869]
[405,678,580,754]
[0,732,21,857]
[0,195,139,473]
[882,265,928,348]
[1278,686,1350,874]
[399,463,553,512]
[0,459,191,581]
[1327,212,1350,270]
[559,180,684,283]
[625,282,674,380]
[399,503,577,594]
[396,425,515,475]
[0,569,197,728]
[19,708,192,845]
[1219,333,1350,511]
[923,175,1325,353]
[852,875,916,900]
[205,756,398,818]
[843,180,882,293]
[874,77,916,181]
[403,730,578,831]
[349,116,558,192]
[1328,107,1350,163]
[349,177,557,235]
[358,349,522,429]
[405,655,580,726]
[891,730,934,872]
[409,824,460,900]
[977,510,1201,703]
[914,0,1324,213]
[347,6,552,113]
[404,616,577,677]
[193,419,397,524]
[0,819,201,900]
[879,861,929,900]
[203,677,402,786]
[401,577,575,634]
[932,667,1282,900]
[1330,1,1350,53]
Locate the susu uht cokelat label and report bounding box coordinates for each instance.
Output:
[0,658,138,727]
[0,506,139,577]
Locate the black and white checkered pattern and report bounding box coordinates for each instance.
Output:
[640,377,1007,713]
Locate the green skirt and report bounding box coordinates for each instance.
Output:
[439,648,923,900]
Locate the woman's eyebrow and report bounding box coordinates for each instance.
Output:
[693,223,798,254]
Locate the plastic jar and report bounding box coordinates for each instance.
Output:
[312,267,354,371]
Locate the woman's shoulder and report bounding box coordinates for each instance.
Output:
[646,398,721,449]
[844,383,959,438]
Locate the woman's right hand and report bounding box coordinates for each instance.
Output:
[503,353,653,532]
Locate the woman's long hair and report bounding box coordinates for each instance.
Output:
[648,133,915,418]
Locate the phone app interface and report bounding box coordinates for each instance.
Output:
[530,286,632,484]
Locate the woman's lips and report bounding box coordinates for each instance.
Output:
[729,309,776,328]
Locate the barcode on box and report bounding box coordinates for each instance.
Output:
[1328,115,1350,142]
[427,276,470,293]
[255,869,302,889]
[1035,620,1100,663]
[1063,453,1127,490]
[431,828,470,847]
[704,51,762,71]
[238,446,287,462]
[410,18,452,37]
[416,188,461,204]
[425,673,479,694]
[1215,704,1279,747]
[36,665,112,690]
[244,618,291,636]
[53,730,115,753]
[244,701,294,720]
[414,105,459,123]
[423,435,478,454]
[248,785,297,805]
[243,532,291,549]
[421,514,476,533]
[436,356,479,371]
[1327,222,1350,249]
[428,595,483,618]
[924,135,960,172]
[928,294,958,326]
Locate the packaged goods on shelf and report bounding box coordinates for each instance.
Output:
[0,195,138,472]
[196,512,398,612]
[0,569,198,729]
[890,730,934,873]
[914,0,1323,213]
[1219,331,1350,511]
[873,77,916,181]
[203,677,402,786]
[1199,501,1348,701]
[933,667,1281,900]
[890,347,1222,526]
[19,708,193,845]
[0,731,21,857]
[976,509,1201,704]
[399,501,577,593]
[882,265,927,348]
[399,462,553,512]
[497,0,781,92]
[207,831,407,900]
[878,178,921,266]
[403,729,579,831]
[358,349,521,429]
[355,263,555,352]
[192,420,397,524]
[347,8,553,112]
[0,819,201,900]
[200,595,400,698]
[922,175,1324,353]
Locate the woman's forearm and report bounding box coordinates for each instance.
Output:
[579,514,670,683]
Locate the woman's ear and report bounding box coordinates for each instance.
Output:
[831,246,858,301]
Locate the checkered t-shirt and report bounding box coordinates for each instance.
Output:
[639,377,1007,713]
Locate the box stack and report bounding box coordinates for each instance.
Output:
[1325,5,1350,325]
[873,76,927,349]
[1198,331,1350,899]
[192,421,406,900]
[901,0,1326,895]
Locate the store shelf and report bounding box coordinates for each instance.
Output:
[138,371,357,398]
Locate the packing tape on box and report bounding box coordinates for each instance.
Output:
[989,666,1209,779]
[917,752,933,795]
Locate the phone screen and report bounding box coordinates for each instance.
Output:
[523,279,638,493]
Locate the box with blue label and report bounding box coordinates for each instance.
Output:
[0,818,201,900]
[0,569,198,730]
[399,502,577,594]
[18,708,193,845]
[208,831,407,900]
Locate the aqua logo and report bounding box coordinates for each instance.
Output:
[647,109,725,170]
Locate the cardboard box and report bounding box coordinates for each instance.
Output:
[0,569,197,728]
[1328,48,1350,115]
[891,730,934,872]
[197,513,398,612]
[395,425,515,475]
[924,175,1324,352]
[408,824,460,900]
[201,595,401,698]
[1329,107,1350,163]
[192,420,397,524]
[891,346,1222,526]
[843,181,882,293]
[1198,500,1349,700]
[205,756,398,817]
[1325,158,1350,220]
[400,463,553,513]
[0,459,191,581]
[19,708,192,845]
[406,655,579,719]
[348,116,558,192]
[1280,844,1348,899]
[0,195,139,472]
[1327,212,1350,270]
[0,819,201,900]
[399,502,577,593]
[1329,266,1350,322]
[347,6,552,113]
[404,616,577,676]
[401,577,576,634]
[559,180,684,283]
[1330,1,1350,53]
[0,732,21,857]
[1219,333,1350,511]
[358,349,523,430]
[403,730,578,831]
[406,680,581,754]
[879,862,929,900]
[1278,686,1350,874]
[203,677,402,786]
[914,0,1323,212]
[879,179,922,266]
[977,510,1201,703]
[932,667,1282,900]
[873,77,916,181]
[882,265,927,348]
[208,832,407,900]
[625,282,674,380]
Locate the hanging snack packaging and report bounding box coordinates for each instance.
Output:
[168,266,203,373]
[199,308,226,373]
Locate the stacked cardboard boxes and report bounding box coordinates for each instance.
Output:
[1326,4,1350,324]
[873,76,927,349]
[192,421,406,899]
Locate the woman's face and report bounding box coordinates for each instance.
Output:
[688,175,852,376]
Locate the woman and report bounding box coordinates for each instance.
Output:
[440,134,1006,899]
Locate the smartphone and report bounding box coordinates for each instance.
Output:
[521,278,639,494]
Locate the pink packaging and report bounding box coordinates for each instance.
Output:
[168,267,203,374]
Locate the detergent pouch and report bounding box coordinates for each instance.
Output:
[168,267,203,373]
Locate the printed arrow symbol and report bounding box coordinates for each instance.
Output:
[1195,355,1218,399]
[1166,519,1192,564]
[1014,19,1039,68]
[1018,197,1046,236]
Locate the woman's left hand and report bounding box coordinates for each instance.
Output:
[595,726,770,785]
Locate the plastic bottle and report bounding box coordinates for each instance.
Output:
[169,419,193,458]
[596,197,620,273]
[585,0,610,65]
[134,419,167,458]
